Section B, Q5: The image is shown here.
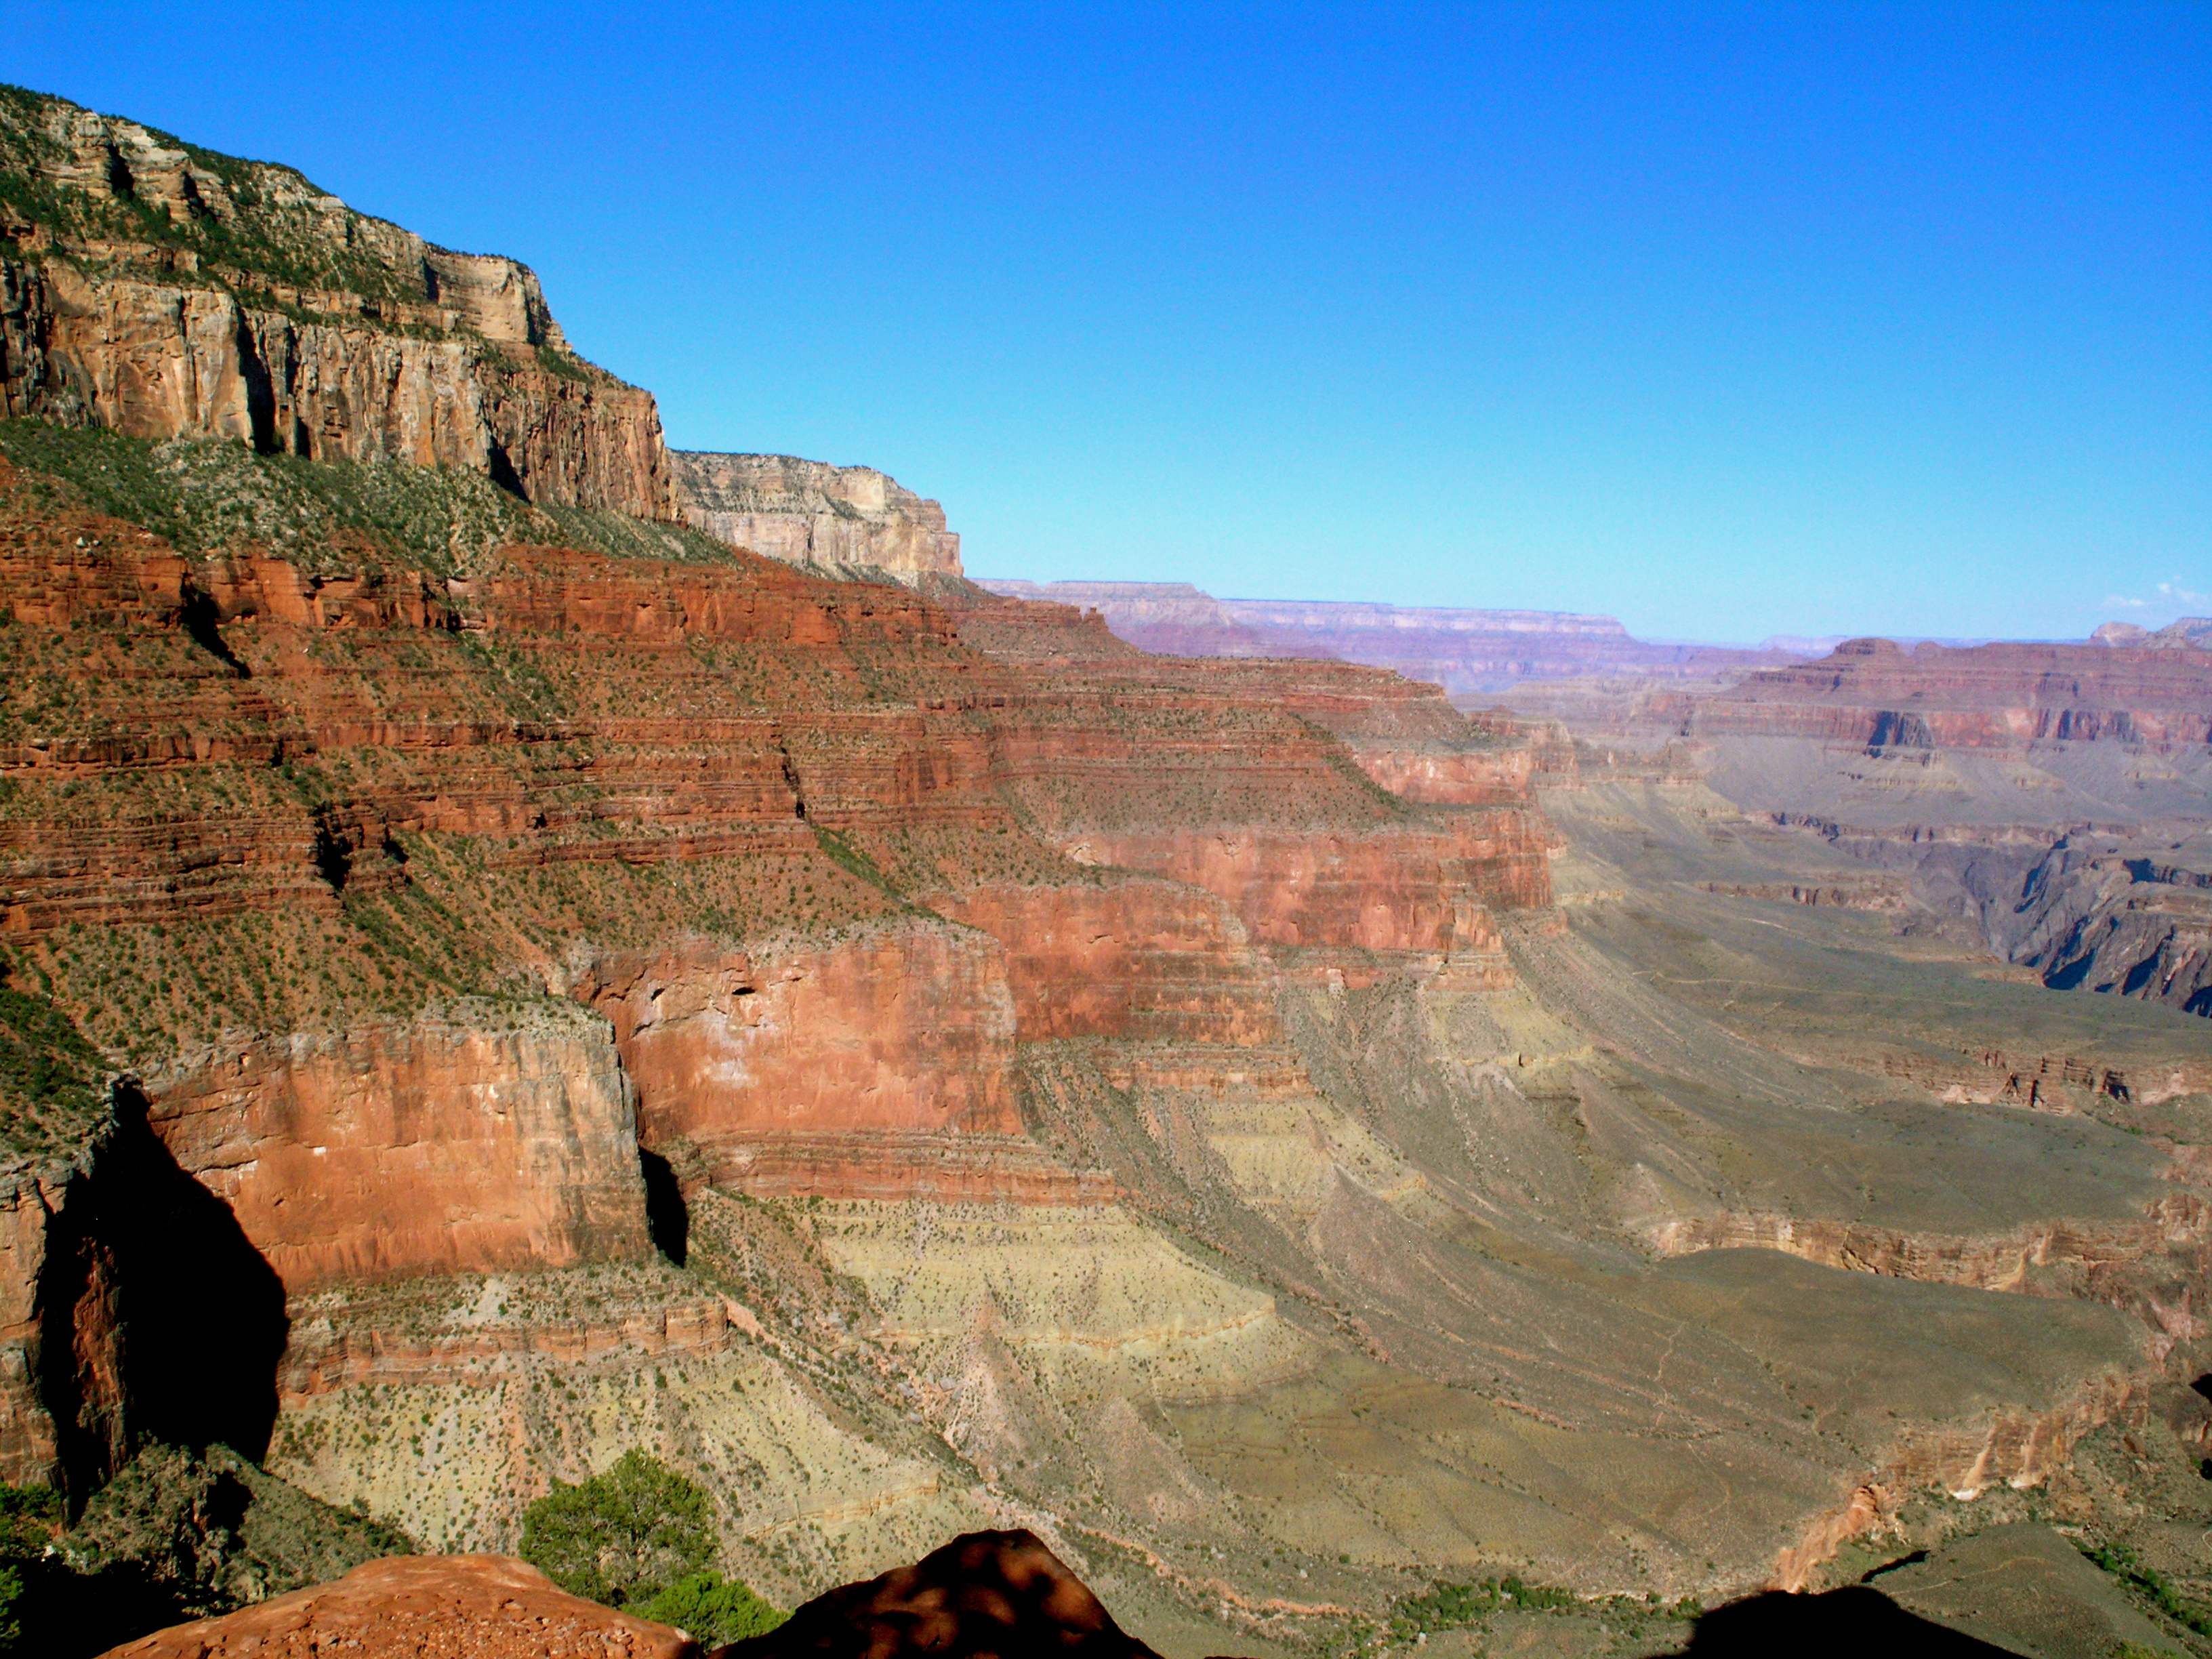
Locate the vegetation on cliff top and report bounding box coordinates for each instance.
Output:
[0,420,737,578]
[0,83,432,316]
[0,974,108,1171]
[0,82,516,332]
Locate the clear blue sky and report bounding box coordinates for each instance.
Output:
[18,3,2209,642]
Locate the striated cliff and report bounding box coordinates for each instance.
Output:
[0,426,1555,1525]
[1668,634,2212,752]
[670,452,962,581]
[0,87,674,516]
[148,1003,654,1296]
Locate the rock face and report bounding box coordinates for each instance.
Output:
[148,1004,654,1295]
[1669,635,2212,750]
[0,91,678,520]
[575,925,1088,1204]
[717,1530,1158,1659]
[977,579,1801,693]
[671,452,962,581]
[1069,819,1541,956]
[96,1553,697,1659]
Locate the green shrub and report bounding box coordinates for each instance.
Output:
[631,1570,786,1645]
[2083,1540,2212,1637]
[1390,1572,1579,1638]
[518,1450,716,1607]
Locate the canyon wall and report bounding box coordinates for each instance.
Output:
[0,91,998,588]
[146,1005,654,1295]
[0,94,677,519]
[0,439,1555,1454]
[5,87,2204,1647]
[1671,635,2212,751]
[977,579,1801,693]
[670,451,962,581]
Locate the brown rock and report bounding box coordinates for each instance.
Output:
[94,1553,697,1659]
[716,1529,1159,1659]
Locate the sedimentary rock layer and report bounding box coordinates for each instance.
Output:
[149,1004,653,1294]
[0,437,1553,1496]
[0,95,677,518]
[1670,635,2212,750]
[671,452,962,581]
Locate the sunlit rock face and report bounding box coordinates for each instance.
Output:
[671,451,964,581]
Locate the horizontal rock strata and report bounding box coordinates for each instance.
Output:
[671,451,962,581]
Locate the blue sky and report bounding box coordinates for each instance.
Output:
[18,3,2209,642]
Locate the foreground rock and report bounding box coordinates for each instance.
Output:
[96,1554,696,1659]
[716,1530,1162,1659]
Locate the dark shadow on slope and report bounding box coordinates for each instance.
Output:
[1668,1584,2015,1656]
[178,584,249,678]
[39,1082,290,1506]
[640,1147,689,1267]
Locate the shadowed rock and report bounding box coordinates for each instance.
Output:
[1676,1584,2016,1656]
[715,1530,1168,1659]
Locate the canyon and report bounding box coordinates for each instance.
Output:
[0,82,2203,1659]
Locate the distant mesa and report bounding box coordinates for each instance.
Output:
[2091,616,2212,649]
[1671,628,2212,750]
[977,578,1806,692]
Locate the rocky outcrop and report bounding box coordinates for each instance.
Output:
[0,1169,70,1487]
[1769,1370,2141,1591]
[95,1553,697,1659]
[726,1529,1159,1659]
[1650,1204,2211,1307]
[931,877,1281,1046]
[571,925,1100,1204]
[3,258,676,514]
[1345,739,1536,806]
[1069,817,1542,957]
[670,453,961,581]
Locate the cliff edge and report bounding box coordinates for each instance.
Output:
[0,83,674,518]
[671,451,961,581]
